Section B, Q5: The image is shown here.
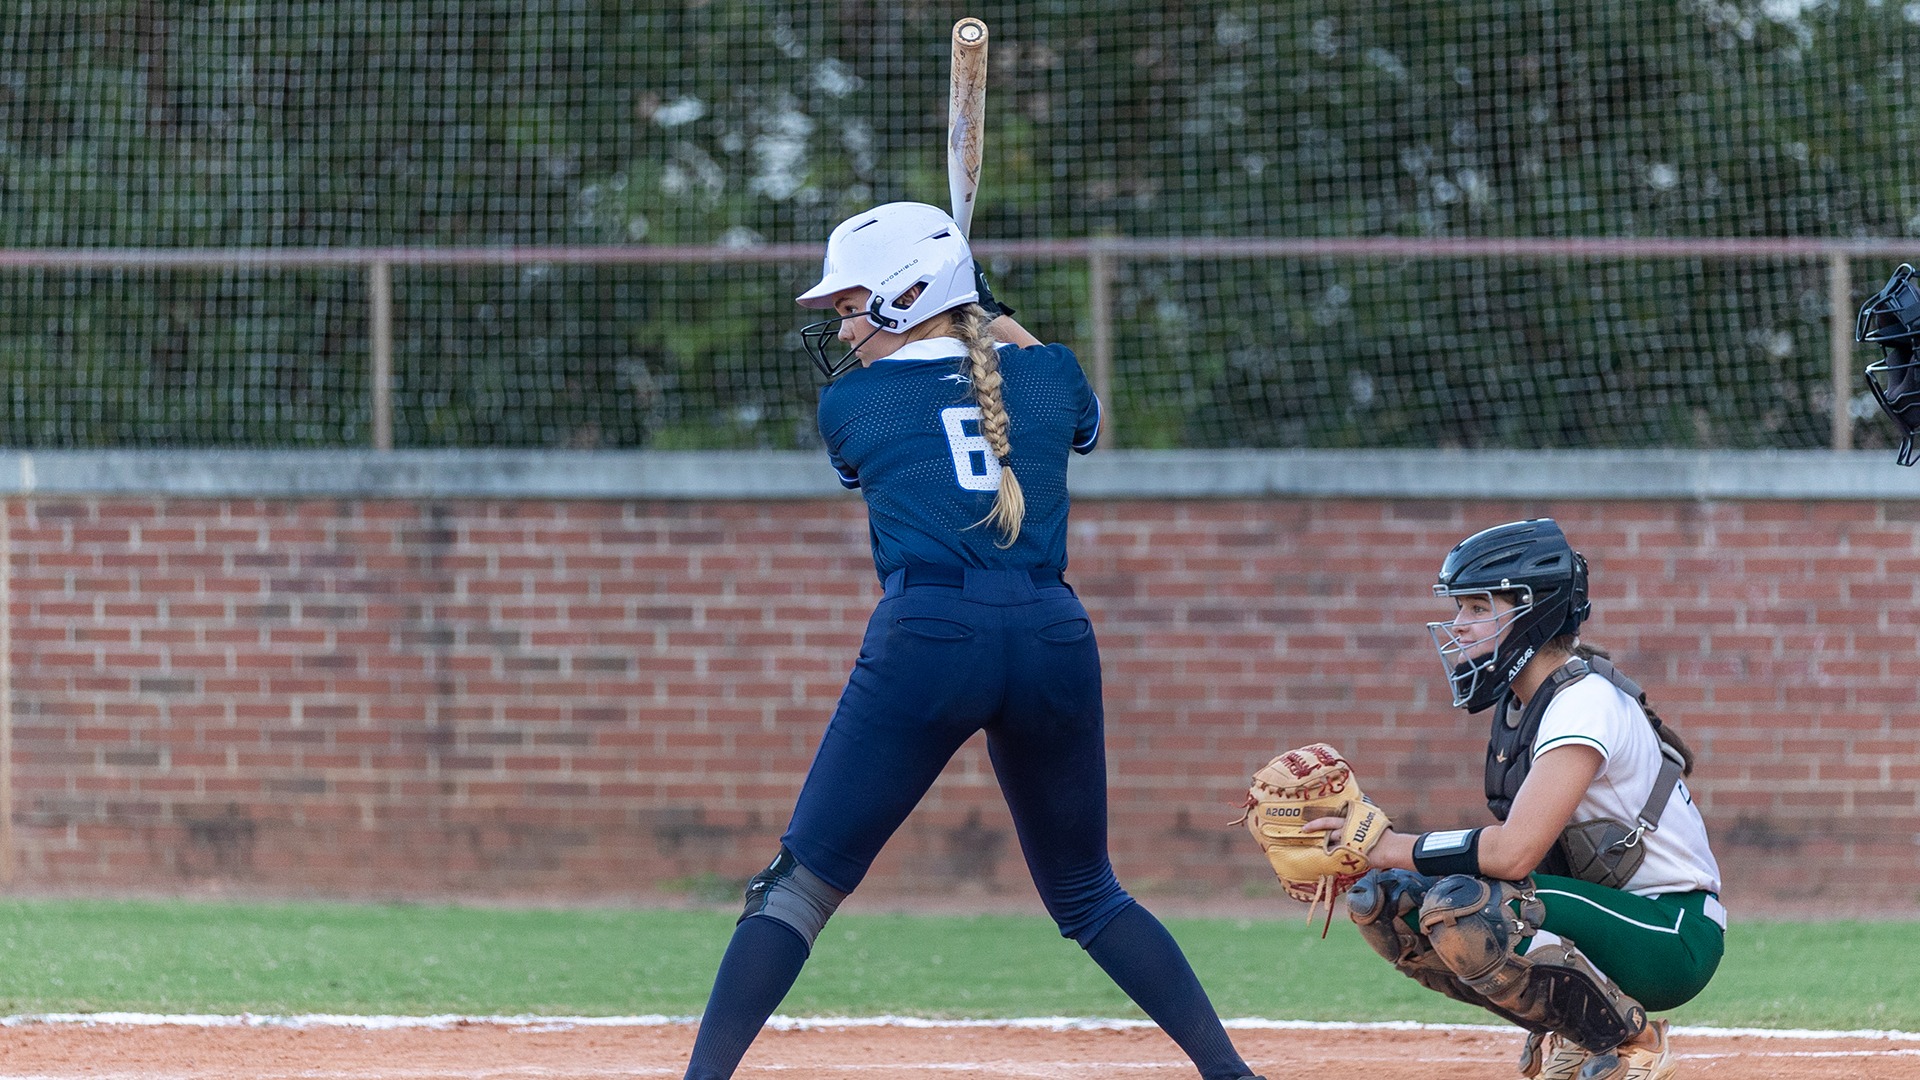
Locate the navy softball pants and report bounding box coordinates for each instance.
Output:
[784,566,1134,940]
[685,568,1255,1080]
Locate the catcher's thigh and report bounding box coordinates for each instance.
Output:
[1530,875,1726,1012]
[1418,875,1647,1054]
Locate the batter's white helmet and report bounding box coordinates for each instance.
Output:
[797,202,978,377]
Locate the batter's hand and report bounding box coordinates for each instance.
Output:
[973,263,1015,318]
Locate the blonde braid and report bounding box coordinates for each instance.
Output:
[953,305,1024,547]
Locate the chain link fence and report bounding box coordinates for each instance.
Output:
[3,2,1916,451]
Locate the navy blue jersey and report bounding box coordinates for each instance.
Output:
[817,337,1101,580]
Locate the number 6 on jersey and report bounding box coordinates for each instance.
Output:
[941,405,1001,491]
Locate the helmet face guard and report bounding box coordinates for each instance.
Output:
[1865,350,1920,466]
[1427,518,1589,713]
[1427,587,1536,710]
[800,293,899,380]
[1856,263,1920,466]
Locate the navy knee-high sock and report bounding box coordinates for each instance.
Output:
[683,915,812,1080]
[1082,902,1253,1080]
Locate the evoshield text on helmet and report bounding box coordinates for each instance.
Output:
[795,202,980,379]
[1427,518,1590,713]
[1855,262,1920,467]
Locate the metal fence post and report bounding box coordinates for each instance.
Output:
[1088,239,1116,448]
[1829,253,1852,451]
[368,260,395,451]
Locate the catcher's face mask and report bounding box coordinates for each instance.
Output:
[1427,588,1532,709]
[1430,519,1588,712]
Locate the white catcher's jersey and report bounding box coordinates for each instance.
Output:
[1533,675,1723,898]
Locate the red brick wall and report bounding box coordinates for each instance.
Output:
[9,496,1917,909]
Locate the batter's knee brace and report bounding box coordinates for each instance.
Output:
[1418,874,1647,1053]
[740,847,847,952]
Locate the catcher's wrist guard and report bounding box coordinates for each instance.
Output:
[1412,827,1484,877]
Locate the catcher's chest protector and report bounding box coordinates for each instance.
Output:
[1484,656,1653,820]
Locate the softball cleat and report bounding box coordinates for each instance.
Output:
[1576,1018,1676,1080]
[1518,1030,1592,1080]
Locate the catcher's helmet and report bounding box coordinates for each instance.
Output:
[1428,518,1590,713]
[1855,262,1920,467]
[795,202,979,379]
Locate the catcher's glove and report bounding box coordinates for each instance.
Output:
[1238,743,1392,931]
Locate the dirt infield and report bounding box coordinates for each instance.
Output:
[1,1020,1918,1080]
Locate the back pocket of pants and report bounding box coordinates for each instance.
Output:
[893,616,975,642]
[1035,617,1092,644]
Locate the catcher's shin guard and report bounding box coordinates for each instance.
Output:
[1418,875,1647,1054]
[1347,870,1544,1031]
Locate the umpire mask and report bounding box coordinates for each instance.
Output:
[1856,263,1920,466]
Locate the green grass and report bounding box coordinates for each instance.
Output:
[0,898,1907,1031]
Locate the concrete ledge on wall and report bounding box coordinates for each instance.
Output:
[0,448,1911,500]
[1074,449,1916,500]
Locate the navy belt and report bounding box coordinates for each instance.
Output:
[898,564,1066,589]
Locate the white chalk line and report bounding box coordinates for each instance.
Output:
[0,1035,1917,1080]
[0,1062,672,1080]
[4,1056,1920,1080]
[4,1012,1920,1042]
[0,1072,670,1080]
[0,1060,1481,1080]
[1690,1047,1920,1060]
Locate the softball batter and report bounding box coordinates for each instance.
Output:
[1337,518,1724,1080]
[680,202,1265,1080]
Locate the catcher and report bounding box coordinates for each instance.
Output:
[1245,519,1723,1080]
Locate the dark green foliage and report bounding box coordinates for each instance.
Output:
[0,2,1914,448]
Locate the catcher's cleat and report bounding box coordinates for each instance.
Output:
[1575,1019,1675,1080]
[1518,1030,1592,1080]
